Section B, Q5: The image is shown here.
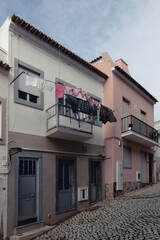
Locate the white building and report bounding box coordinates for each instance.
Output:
[0,15,108,239]
[0,49,11,238]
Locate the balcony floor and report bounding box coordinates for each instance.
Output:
[121,130,159,147]
[46,126,94,142]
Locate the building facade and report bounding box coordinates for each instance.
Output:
[0,15,158,239]
[154,121,160,181]
[91,52,159,197]
[0,52,11,238]
[0,15,109,239]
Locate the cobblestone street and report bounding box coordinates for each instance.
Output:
[35,183,160,240]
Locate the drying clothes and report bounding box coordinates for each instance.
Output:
[55,83,65,98]
[80,89,85,98]
[36,78,45,91]
[90,105,97,116]
[73,87,81,97]
[44,80,54,91]
[77,98,91,114]
[65,86,73,95]
[26,75,37,87]
[89,97,95,107]
[100,105,117,124]
[67,95,78,113]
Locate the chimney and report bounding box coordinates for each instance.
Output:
[115,58,130,75]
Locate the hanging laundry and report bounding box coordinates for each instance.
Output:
[90,105,97,116]
[77,98,91,114]
[89,97,95,107]
[84,93,89,102]
[36,78,45,91]
[65,86,73,95]
[55,83,65,98]
[26,75,37,87]
[99,105,117,124]
[45,80,54,91]
[67,95,78,113]
[73,87,80,97]
[80,89,85,98]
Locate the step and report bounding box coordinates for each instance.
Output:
[10,225,54,240]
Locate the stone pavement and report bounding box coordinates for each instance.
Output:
[35,182,160,240]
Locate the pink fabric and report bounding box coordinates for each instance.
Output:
[89,97,95,106]
[73,87,80,96]
[65,86,73,94]
[55,83,65,98]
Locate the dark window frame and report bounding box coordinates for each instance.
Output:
[14,59,44,110]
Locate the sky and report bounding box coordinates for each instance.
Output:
[0,0,160,121]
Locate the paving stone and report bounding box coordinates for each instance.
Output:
[34,182,160,240]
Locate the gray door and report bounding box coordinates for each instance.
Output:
[18,159,37,226]
[57,159,76,212]
[116,162,123,190]
[141,152,146,183]
[90,161,101,203]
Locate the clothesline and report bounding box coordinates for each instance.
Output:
[10,71,117,122]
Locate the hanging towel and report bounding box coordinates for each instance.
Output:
[26,75,37,87]
[65,86,73,95]
[73,87,80,97]
[55,83,65,98]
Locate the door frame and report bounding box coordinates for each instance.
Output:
[141,151,146,183]
[89,158,102,203]
[14,152,42,227]
[149,153,153,183]
[56,156,77,213]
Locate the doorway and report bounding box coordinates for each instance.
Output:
[56,157,76,212]
[149,154,153,183]
[141,152,146,183]
[89,160,101,203]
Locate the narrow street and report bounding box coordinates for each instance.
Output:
[35,183,160,240]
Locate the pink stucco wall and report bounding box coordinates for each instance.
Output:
[91,52,156,185]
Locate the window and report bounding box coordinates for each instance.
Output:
[87,93,102,126]
[123,146,131,168]
[14,59,44,110]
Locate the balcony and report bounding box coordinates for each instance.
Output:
[121,115,159,147]
[46,103,93,141]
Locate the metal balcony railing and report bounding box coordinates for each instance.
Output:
[122,115,158,143]
[46,103,93,134]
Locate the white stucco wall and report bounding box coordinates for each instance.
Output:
[0,70,9,239]
[0,18,10,56]
[8,28,104,145]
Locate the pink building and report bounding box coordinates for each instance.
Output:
[91,52,159,197]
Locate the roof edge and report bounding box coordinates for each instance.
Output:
[114,66,158,103]
[11,14,108,80]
